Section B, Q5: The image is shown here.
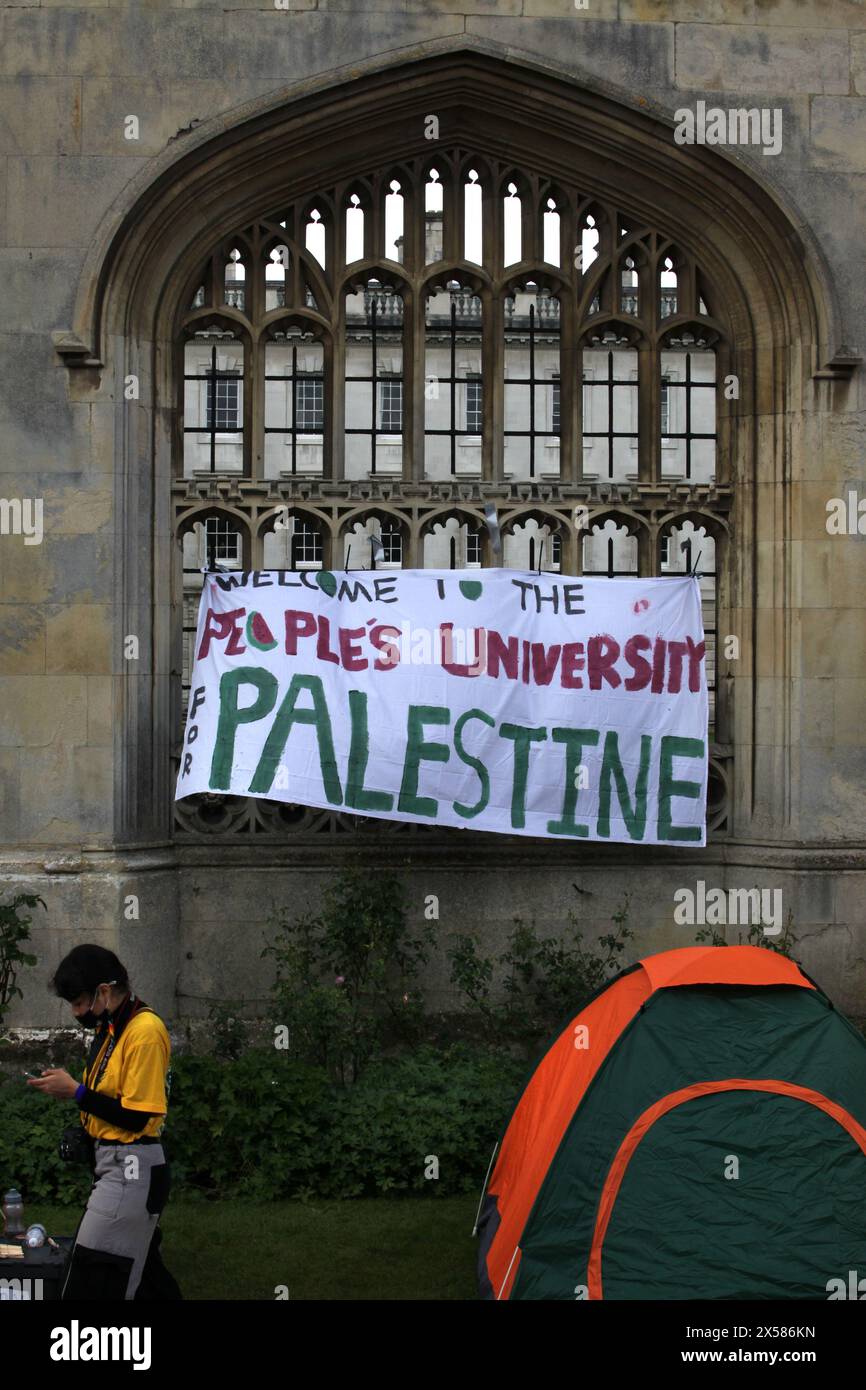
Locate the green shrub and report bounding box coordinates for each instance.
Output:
[205,1001,250,1062]
[0,1044,527,1204]
[448,896,634,1051]
[0,1077,93,1207]
[262,867,434,1085]
[695,909,799,955]
[318,1044,527,1198]
[0,894,44,1035]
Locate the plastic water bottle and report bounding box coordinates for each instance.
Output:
[2,1189,25,1236]
[25,1223,47,1249]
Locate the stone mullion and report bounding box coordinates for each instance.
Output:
[401,172,420,273]
[173,336,186,480]
[209,251,221,308]
[404,510,420,568]
[409,285,425,483]
[367,174,382,261]
[638,339,657,486]
[560,287,578,485]
[442,161,460,264]
[680,256,697,318]
[332,182,349,272]
[488,169,504,282]
[399,287,416,484]
[251,503,264,571]
[483,286,500,486]
[332,284,346,482]
[248,226,264,326]
[635,522,652,578]
[715,338,732,487]
[250,328,265,486]
[322,330,336,483]
[523,174,539,266]
[560,191,574,276]
[241,329,254,481]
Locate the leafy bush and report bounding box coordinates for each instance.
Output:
[448,896,634,1051]
[314,1044,526,1198]
[695,909,799,955]
[0,894,44,1034]
[262,867,434,1084]
[205,1001,250,1062]
[0,1076,93,1207]
[0,1044,527,1204]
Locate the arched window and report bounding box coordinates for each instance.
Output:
[172,142,733,836]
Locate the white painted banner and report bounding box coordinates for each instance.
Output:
[176,569,708,845]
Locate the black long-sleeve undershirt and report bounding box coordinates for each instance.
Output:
[76,1086,157,1133]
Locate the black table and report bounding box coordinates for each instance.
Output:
[0,1236,72,1300]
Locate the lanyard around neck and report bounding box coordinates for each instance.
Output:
[84,992,139,1091]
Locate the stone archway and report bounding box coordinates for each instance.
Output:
[54,38,842,852]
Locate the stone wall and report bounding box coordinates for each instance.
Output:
[1,1,864,1028]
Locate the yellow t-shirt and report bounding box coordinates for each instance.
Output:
[80,1009,171,1142]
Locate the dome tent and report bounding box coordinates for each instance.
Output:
[477,946,866,1300]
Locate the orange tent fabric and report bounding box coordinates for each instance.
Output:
[483,946,816,1299]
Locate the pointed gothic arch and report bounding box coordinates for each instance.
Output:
[55,42,847,850]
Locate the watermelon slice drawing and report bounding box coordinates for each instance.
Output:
[246,611,278,651]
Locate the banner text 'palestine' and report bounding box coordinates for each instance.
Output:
[177,569,709,846]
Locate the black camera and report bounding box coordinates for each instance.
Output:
[59,1125,95,1165]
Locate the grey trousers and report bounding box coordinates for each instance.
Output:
[61,1141,171,1301]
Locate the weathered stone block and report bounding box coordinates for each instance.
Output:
[854,33,866,97]
[82,79,178,158]
[84,403,120,476]
[788,868,835,926]
[0,533,115,605]
[225,0,335,10]
[621,0,753,20]
[795,677,834,749]
[6,156,141,248]
[810,97,866,173]
[467,16,675,91]
[836,867,866,923]
[0,675,88,747]
[801,609,866,677]
[164,78,284,128]
[0,11,228,80]
[40,479,113,538]
[524,0,618,16]
[86,675,115,747]
[45,604,112,675]
[0,607,45,675]
[798,745,866,836]
[221,12,468,81]
[834,678,866,747]
[0,251,86,333]
[796,538,834,608]
[754,0,866,26]
[831,548,866,609]
[0,749,21,841]
[14,744,112,841]
[0,79,81,157]
[675,24,849,95]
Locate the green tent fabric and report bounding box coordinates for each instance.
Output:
[479,950,866,1301]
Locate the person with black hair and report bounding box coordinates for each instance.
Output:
[28,943,182,1300]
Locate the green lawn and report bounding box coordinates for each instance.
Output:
[31,1197,480,1300]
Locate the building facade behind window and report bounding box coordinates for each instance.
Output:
[174,149,728,837]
